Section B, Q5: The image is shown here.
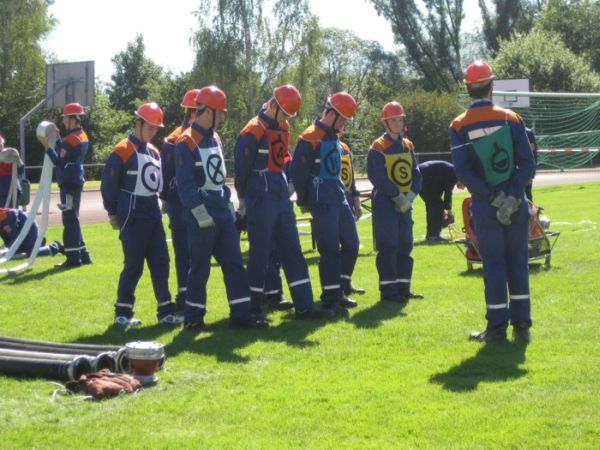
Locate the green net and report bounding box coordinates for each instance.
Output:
[458,93,600,168]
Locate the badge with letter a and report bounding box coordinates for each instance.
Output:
[265,129,290,173]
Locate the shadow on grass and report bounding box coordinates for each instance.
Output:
[0,266,57,284]
[350,301,407,329]
[430,341,528,392]
[72,310,340,364]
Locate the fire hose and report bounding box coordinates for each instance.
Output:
[0,348,116,372]
[0,355,91,382]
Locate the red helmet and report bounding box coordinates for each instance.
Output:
[196,86,227,111]
[463,60,495,85]
[327,92,357,120]
[181,89,202,108]
[381,101,405,120]
[273,84,301,117]
[62,102,85,116]
[134,102,165,127]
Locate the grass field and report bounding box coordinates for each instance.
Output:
[1,183,599,449]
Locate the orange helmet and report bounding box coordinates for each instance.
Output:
[181,89,202,108]
[381,101,405,120]
[463,60,495,85]
[134,102,165,127]
[273,84,301,117]
[327,92,357,120]
[196,86,227,111]
[62,102,85,117]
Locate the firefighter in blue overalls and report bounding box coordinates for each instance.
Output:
[0,133,24,208]
[234,85,333,320]
[101,102,182,327]
[339,134,365,297]
[37,103,91,268]
[367,101,424,303]
[0,207,63,257]
[175,86,268,330]
[290,92,360,314]
[160,89,200,313]
[449,61,534,342]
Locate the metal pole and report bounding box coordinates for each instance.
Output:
[18,79,74,177]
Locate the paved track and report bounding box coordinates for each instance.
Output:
[36,169,600,227]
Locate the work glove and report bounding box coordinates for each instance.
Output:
[191,204,215,229]
[228,202,236,221]
[108,214,120,230]
[237,198,246,218]
[496,195,520,225]
[391,193,410,213]
[160,200,168,215]
[353,196,362,221]
[490,191,507,208]
[287,181,296,198]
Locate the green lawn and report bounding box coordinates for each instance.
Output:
[1,183,599,449]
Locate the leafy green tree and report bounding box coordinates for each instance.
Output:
[535,0,600,72]
[479,0,540,55]
[189,0,320,152]
[0,0,54,162]
[84,90,131,179]
[108,34,165,112]
[491,29,600,92]
[369,0,465,91]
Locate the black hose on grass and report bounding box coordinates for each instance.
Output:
[0,355,92,381]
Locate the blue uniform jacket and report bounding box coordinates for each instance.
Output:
[174,122,231,211]
[290,120,347,206]
[233,109,291,200]
[46,127,89,186]
[160,122,189,204]
[367,132,422,199]
[0,208,37,254]
[100,134,162,220]
[449,99,534,202]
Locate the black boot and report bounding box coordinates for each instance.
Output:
[339,296,358,308]
[469,325,508,343]
[512,321,532,342]
[380,294,407,304]
[264,296,294,311]
[344,285,366,296]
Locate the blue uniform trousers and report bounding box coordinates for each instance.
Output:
[472,198,531,328]
[372,195,414,298]
[184,205,252,324]
[246,195,314,314]
[60,185,90,264]
[311,202,356,308]
[167,201,189,310]
[339,199,360,293]
[115,218,174,320]
[263,247,283,300]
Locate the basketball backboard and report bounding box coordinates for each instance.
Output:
[45,61,95,109]
[493,78,530,108]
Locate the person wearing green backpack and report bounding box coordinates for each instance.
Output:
[449,60,535,343]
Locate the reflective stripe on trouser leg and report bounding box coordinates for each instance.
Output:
[472,200,511,327]
[213,212,252,321]
[147,221,174,320]
[61,187,82,264]
[339,202,359,293]
[312,203,342,308]
[273,204,314,311]
[506,204,531,324]
[184,212,215,323]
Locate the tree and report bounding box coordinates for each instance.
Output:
[0,0,55,155]
[491,29,600,92]
[369,0,465,91]
[535,0,600,73]
[479,0,540,55]
[108,35,165,112]
[189,0,321,151]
